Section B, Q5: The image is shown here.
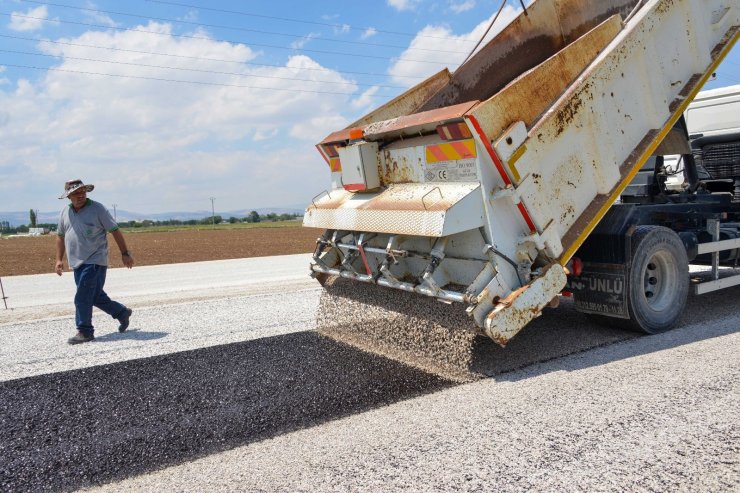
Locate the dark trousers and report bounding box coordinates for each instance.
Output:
[73,264,126,335]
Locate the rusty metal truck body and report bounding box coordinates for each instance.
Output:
[304,0,740,345]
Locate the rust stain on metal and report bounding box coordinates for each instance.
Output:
[347,69,452,129]
[364,102,479,139]
[419,0,638,112]
[468,14,621,141]
[560,128,658,256]
[497,283,531,307]
[307,191,353,210]
[380,151,418,185]
[357,189,454,212]
[558,0,638,43]
[554,82,592,138]
[320,128,356,146]
[655,0,675,15]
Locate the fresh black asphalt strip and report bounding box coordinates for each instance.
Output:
[0,332,453,493]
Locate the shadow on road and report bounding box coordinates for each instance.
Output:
[1,286,736,492]
[94,328,169,342]
[0,332,453,492]
[487,285,740,381]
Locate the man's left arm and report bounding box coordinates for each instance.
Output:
[111,230,134,268]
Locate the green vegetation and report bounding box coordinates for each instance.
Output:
[0,222,56,235]
[119,219,303,234]
[0,212,303,236]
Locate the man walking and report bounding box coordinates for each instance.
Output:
[55,179,134,344]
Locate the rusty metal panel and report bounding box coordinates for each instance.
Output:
[348,69,453,128]
[380,142,427,186]
[554,0,639,43]
[469,14,622,143]
[363,101,479,140]
[652,127,692,156]
[484,264,567,346]
[507,0,739,261]
[320,128,354,145]
[418,0,640,112]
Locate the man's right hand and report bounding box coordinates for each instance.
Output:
[55,261,64,276]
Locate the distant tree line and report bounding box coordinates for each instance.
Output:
[0,222,56,235]
[115,211,302,228]
[0,211,302,235]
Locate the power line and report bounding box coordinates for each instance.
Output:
[143,0,483,42]
[456,0,508,71]
[0,34,430,80]
[1,13,458,66]
[18,0,471,55]
[0,62,398,97]
[0,49,408,90]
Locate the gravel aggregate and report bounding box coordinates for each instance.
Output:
[0,289,321,382]
[0,258,737,492]
[0,333,451,492]
[84,314,739,493]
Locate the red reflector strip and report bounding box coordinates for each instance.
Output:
[436,122,473,141]
[425,140,476,163]
[323,144,340,158]
[315,144,330,165]
[450,140,475,159]
[344,183,366,191]
[517,203,537,233]
[427,145,449,163]
[468,115,537,233]
[467,116,511,186]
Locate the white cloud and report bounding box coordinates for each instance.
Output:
[9,5,55,32]
[351,86,379,110]
[290,32,321,50]
[83,1,119,27]
[333,24,351,35]
[450,1,476,14]
[0,25,363,213]
[388,5,521,86]
[178,10,199,23]
[253,128,279,142]
[387,0,420,12]
[290,115,349,143]
[361,27,378,40]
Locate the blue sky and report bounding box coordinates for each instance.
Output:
[0,0,738,215]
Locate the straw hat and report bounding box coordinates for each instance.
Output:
[59,179,95,199]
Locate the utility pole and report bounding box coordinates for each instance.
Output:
[112,204,117,221]
[210,197,216,227]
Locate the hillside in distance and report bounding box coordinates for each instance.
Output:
[0,205,306,227]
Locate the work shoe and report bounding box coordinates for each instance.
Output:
[68,331,94,345]
[118,308,133,332]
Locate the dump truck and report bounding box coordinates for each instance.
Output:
[303,0,740,351]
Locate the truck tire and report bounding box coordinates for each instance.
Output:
[626,226,689,333]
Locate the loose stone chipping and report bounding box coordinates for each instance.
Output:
[316,276,486,382]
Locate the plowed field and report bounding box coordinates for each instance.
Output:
[0,227,322,277]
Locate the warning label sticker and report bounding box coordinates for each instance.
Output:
[424,159,478,182]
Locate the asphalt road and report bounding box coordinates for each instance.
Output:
[0,255,737,492]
